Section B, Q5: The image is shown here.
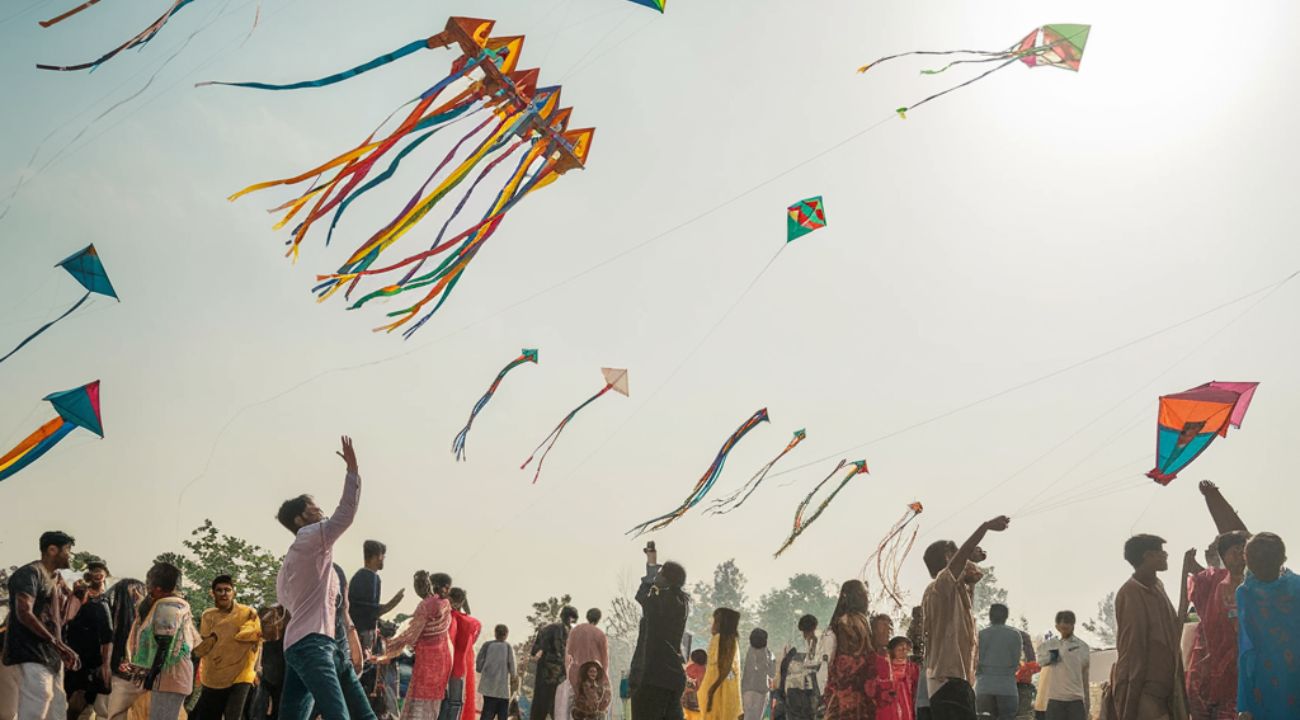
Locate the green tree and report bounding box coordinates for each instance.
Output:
[1081,592,1117,646]
[972,566,1009,623]
[153,520,281,616]
[70,551,105,573]
[516,593,574,706]
[754,574,838,651]
[688,559,751,643]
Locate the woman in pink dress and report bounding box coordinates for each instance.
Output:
[869,637,918,720]
[379,571,454,720]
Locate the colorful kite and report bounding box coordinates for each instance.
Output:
[863,501,924,610]
[626,0,665,11]
[629,409,771,536]
[452,348,539,461]
[787,197,826,242]
[522,368,628,484]
[857,24,1091,118]
[1,245,118,366]
[1147,381,1257,485]
[207,17,594,337]
[707,428,807,515]
[37,0,200,71]
[775,459,869,557]
[1,381,103,483]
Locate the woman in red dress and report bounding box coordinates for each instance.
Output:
[822,580,876,720]
[379,571,454,720]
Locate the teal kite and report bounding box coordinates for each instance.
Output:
[1,381,103,483]
[626,0,665,12]
[775,459,868,557]
[1,245,118,365]
[453,348,539,461]
[787,197,826,242]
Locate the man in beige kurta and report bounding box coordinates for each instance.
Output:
[1105,534,1188,720]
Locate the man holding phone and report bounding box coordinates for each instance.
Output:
[631,542,690,720]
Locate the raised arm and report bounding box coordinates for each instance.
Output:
[379,588,406,617]
[383,602,430,658]
[947,516,1011,579]
[1199,481,1247,534]
[322,436,362,546]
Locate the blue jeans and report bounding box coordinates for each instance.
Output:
[976,693,1017,720]
[280,634,377,720]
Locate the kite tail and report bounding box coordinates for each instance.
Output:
[0,292,91,365]
[856,47,1013,74]
[774,460,862,557]
[198,38,431,90]
[0,417,75,481]
[521,384,612,484]
[451,353,535,461]
[38,0,105,27]
[900,56,1020,114]
[36,0,195,71]
[707,432,805,515]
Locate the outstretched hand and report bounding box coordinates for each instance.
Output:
[984,516,1011,532]
[337,436,358,474]
[1199,480,1218,496]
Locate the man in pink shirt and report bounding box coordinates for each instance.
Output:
[274,436,374,720]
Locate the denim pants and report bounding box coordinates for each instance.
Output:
[280,634,377,720]
[976,693,1018,720]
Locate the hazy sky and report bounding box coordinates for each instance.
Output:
[1,0,1298,643]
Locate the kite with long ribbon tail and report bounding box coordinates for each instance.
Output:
[206,17,594,337]
[452,348,539,461]
[1,381,103,483]
[37,0,203,71]
[629,409,771,536]
[706,428,806,516]
[1,245,118,366]
[862,502,924,611]
[775,459,869,558]
[856,24,1091,118]
[522,368,628,484]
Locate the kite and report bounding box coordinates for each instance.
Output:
[626,0,665,11]
[856,24,1091,118]
[1147,381,1258,485]
[452,348,538,461]
[207,17,595,337]
[0,381,103,483]
[521,368,628,484]
[706,428,807,515]
[37,0,200,72]
[775,459,869,557]
[862,501,924,610]
[787,197,826,242]
[629,408,771,536]
[1,245,118,366]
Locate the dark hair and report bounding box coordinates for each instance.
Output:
[495,624,509,641]
[1123,534,1166,568]
[706,608,741,711]
[413,570,433,599]
[430,573,453,591]
[923,540,956,578]
[450,587,467,606]
[1245,532,1286,571]
[1216,530,1249,559]
[887,636,911,652]
[276,495,312,533]
[1055,610,1076,624]
[749,628,768,649]
[690,649,708,665]
[561,606,580,623]
[797,614,819,633]
[830,580,871,629]
[147,562,181,593]
[989,603,1009,624]
[659,561,687,589]
[108,579,145,671]
[363,540,387,560]
[38,531,75,554]
[86,559,110,574]
[586,608,602,624]
[211,574,235,591]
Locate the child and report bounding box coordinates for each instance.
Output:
[572,662,612,720]
[683,649,708,720]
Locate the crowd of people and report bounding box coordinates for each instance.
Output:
[2,439,1296,720]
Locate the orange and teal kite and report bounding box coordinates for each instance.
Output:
[857,24,1091,118]
[1,245,118,366]
[1,381,103,483]
[1147,381,1257,485]
[788,197,826,242]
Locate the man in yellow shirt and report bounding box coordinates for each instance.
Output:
[193,575,263,720]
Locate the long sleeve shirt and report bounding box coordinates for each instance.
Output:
[195,603,262,689]
[566,623,610,691]
[633,564,689,694]
[477,640,518,700]
[277,470,361,650]
[975,624,1022,698]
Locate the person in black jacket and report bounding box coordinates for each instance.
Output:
[630,543,689,720]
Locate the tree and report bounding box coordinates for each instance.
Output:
[688,559,751,643]
[1082,592,1117,647]
[754,574,838,652]
[70,551,105,573]
[972,565,1010,623]
[153,520,281,616]
[516,593,574,706]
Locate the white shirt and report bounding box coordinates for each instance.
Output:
[1039,635,1090,702]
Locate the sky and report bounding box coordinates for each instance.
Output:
[1,0,1298,645]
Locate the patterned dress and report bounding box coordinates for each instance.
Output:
[823,614,876,720]
[388,595,453,720]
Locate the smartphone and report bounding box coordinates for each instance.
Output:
[645,541,656,552]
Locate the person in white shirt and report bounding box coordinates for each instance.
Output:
[1037,612,1089,720]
